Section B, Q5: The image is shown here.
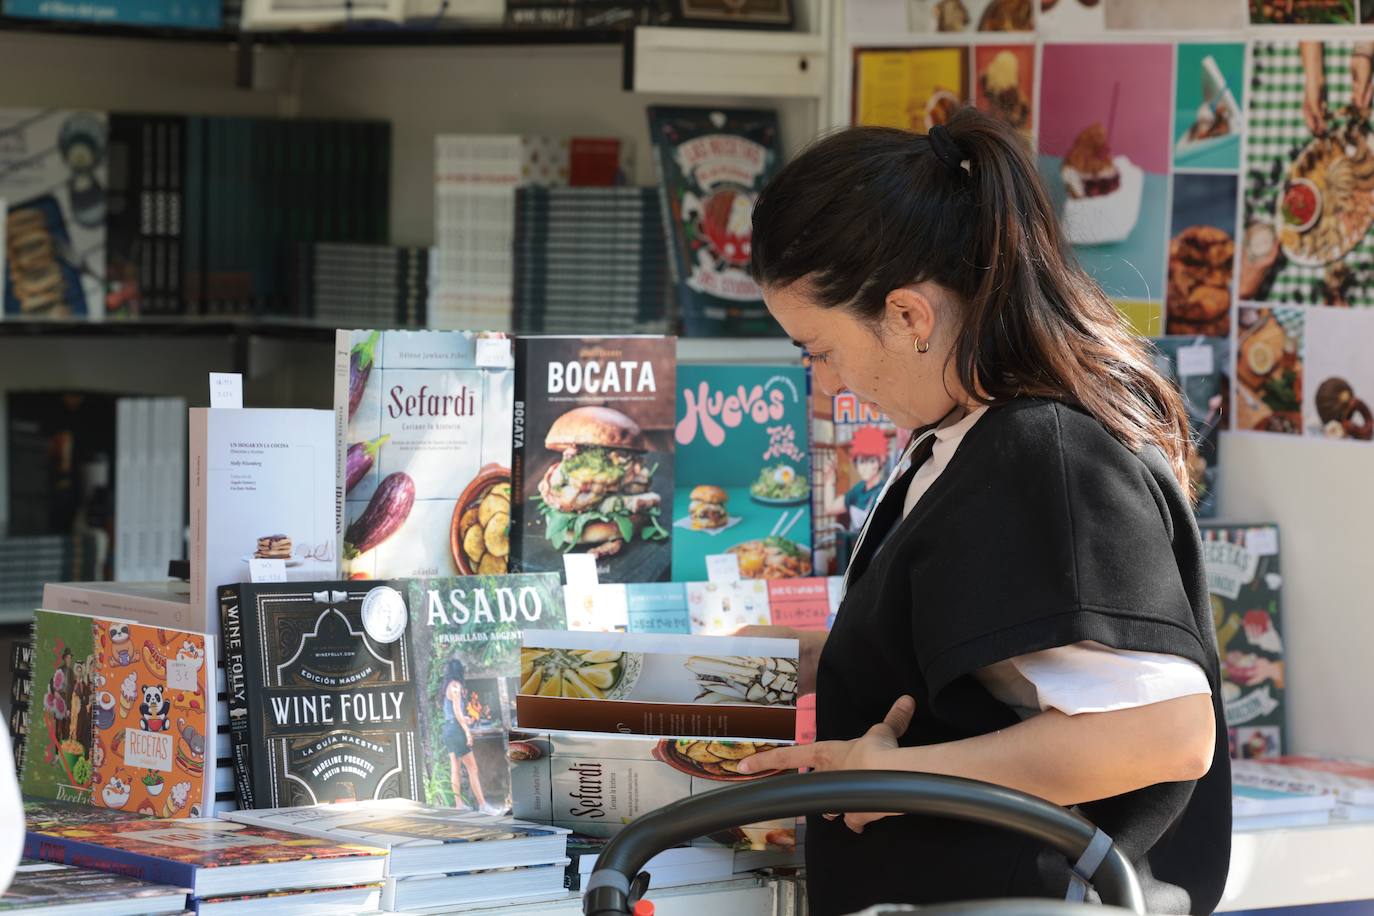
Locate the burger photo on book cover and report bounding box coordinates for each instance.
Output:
[535,406,669,559]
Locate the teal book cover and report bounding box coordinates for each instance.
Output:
[671,365,812,582]
[626,583,690,634]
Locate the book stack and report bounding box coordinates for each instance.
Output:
[1230,782,1336,831]
[293,242,429,327]
[0,535,101,620]
[114,398,188,582]
[0,858,188,916]
[511,186,671,335]
[564,837,734,892]
[1233,756,1374,824]
[8,636,34,771]
[224,799,572,912]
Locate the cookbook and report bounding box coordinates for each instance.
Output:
[1200,524,1285,759]
[218,581,420,810]
[0,859,187,916]
[626,582,691,634]
[516,630,799,740]
[406,574,567,812]
[21,610,215,819]
[647,107,782,337]
[672,364,812,582]
[335,329,515,581]
[686,580,771,635]
[1152,336,1228,518]
[189,408,337,634]
[510,335,676,583]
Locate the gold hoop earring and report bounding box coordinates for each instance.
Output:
[914,337,931,354]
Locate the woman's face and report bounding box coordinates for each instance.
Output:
[764,280,967,429]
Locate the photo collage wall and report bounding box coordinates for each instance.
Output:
[847,0,1374,449]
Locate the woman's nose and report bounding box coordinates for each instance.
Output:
[816,364,843,397]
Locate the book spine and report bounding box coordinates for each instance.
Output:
[189,408,208,627]
[218,583,254,810]
[23,833,198,889]
[509,336,530,573]
[333,329,351,570]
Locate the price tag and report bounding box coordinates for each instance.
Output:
[475,337,511,368]
[563,554,599,590]
[209,372,243,409]
[167,657,198,692]
[1176,345,1215,378]
[249,558,287,583]
[1246,527,1279,557]
[706,553,742,585]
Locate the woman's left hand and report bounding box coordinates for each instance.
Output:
[738,695,916,834]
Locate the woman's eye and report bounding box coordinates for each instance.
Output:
[804,351,829,367]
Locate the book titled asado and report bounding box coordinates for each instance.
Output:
[511,336,675,582]
[218,581,419,809]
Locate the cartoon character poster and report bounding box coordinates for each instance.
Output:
[21,610,211,817]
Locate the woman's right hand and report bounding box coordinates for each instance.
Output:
[734,625,826,696]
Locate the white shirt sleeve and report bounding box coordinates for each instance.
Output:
[975,640,1212,718]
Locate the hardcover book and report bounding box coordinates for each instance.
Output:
[189,408,337,634]
[626,582,691,634]
[335,329,515,580]
[563,582,628,632]
[765,578,831,631]
[672,365,812,581]
[0,859,187,915]
[1200,524,1285,759]
[1233,756,1374,806]
[686,580,770,635]
[510,335,675,583]
[0,109,107,319]
[218,581,419,810]
[1151,336,1228,518]
[406,574,567,813]
[516,630,798,740]
[21,610,215,818]
[646,107,782,337]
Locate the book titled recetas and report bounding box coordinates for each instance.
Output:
[190,408,337,634]
[218,581,419,810]
[335,330,515,580]
[511,335,676,583]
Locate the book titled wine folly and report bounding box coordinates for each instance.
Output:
[335,330,515,581]
[219,581,419,810]
[647,107,781,337]
[510,335,675,583]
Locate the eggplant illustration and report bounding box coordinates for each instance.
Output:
[348,331,381,421]
[344,471,415,558]
[345,434,391,494]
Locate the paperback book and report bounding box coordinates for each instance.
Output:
[672,364,812,581]
[626,582,691,634]
[563,582,628,632]
[647,107,782,337]
[21,610,215,818]
[510,335,675,582]
[406,574,567,812]
[2,0,220,28]
[516,630,799,740]
[381,862,568,913]
[218,581,419,810]
[0,859,187,916]
[189,408,337,633]
[335,329,515,580]
[686,579,770,634]
[1233,756,1374,806]
[1200,524,1285,758]
[1151,336,1228,518]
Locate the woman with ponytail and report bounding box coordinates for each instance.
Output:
[738,109,1230,915]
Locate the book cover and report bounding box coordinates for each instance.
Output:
[627,582,690,635]
[516,630,798,740]
[765,578,830,631]
[1151,336,1228,518]
[0,859,187,913]
[192,884,383,914]
[1236,756,1374,806]
[1230,783,1336,816]
[189,408,337,633]
[218,582,418,809]
[406,574,567,813]
[672,365,812,581]
[1200,524,1285,759]
[646,107,782,337]
[509,730,796,850]
[510,335,675,583]
[563,583,628,632]
[22,610,214,818]
[335,329,515,580]
[809,388,907,577]
[3,0,220,28]
[0,109,107,319]
[686,580,770,635]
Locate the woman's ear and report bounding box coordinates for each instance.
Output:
[885,285,937,345]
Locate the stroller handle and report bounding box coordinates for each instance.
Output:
[583,770,1147,916]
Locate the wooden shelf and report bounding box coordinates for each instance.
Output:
[626,25,826,97]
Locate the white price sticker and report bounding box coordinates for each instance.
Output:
[706,553,742,585]
[563,553,599,590]
[209,372,243,409]
[475,337,511,368]
[248,558,287,583]
[1176,345,1215,378]
[1245,527,1279,557]
[167,658,198,692]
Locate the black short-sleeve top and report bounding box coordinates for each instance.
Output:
[808,397,1231,916]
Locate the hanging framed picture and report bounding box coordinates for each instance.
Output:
[671,0,793,30]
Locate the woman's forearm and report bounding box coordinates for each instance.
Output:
[876,695,1216,806]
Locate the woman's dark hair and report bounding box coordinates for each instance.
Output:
[751,108,1195,498]
[444,658,466,685]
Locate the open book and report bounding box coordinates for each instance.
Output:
[242,0,502,29]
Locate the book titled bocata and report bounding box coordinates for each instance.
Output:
[23,817,386,898]
[190,408,337,635]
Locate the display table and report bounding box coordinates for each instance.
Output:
[1220,822,1374,912]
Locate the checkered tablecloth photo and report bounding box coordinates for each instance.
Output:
[1246,41,1374,307]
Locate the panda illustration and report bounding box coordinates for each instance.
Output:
[139,684,170,732]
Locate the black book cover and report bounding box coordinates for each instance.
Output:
[219,580,420,809]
